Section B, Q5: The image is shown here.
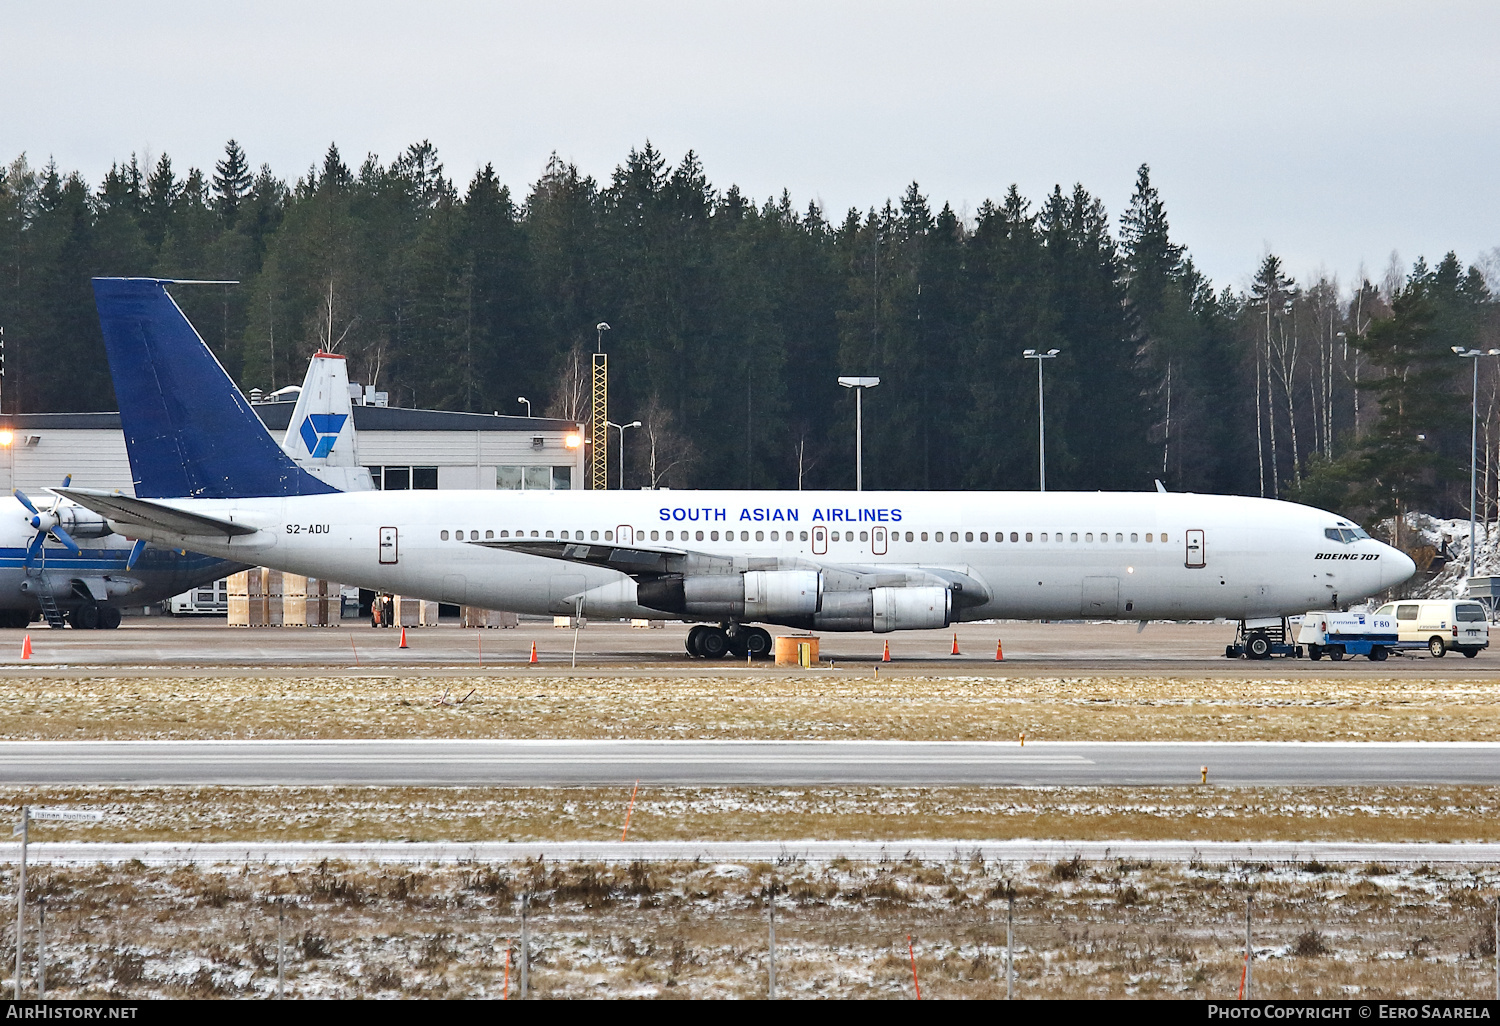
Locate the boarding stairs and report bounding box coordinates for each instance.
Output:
[33,576,67,630]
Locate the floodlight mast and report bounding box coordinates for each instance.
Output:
[1022,349,1061,491]
[1452,346,1500,579]
[838,377,880,491]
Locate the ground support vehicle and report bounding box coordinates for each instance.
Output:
[1372,599,1489,659]
[1296,611,1398,661]
[1225,617,1304,660]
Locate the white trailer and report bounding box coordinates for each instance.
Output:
[1296,610,1398,661]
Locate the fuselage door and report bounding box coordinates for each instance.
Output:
[379,526,398,564]
[615,525,634,546]
[1185,529,1205,569]
[812,525,828,555]
[871,526,887,555]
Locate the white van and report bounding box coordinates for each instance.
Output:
[1372,599,1489,658]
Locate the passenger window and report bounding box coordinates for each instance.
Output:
[500,530,509,538]
[906,531,914,542]
[485,530,494,540]
[440,530,449,540]
[531,530,540,538]
[605,530,614,541]
[1070,532,1078,542]
[545,530,554,538]
[1086,533,1094,542]
[697,531,705,541]
[964,532,973,542]
[1115,533,1123,542]
[980,532,988,542]
[470,531,478,541]
[1010,532,1019,542]
[757,530,766,541]
[1100,531,1108,541]
[921,532,929,542]
[1161,534,1169,543]
[1145,533,1153,543]
[769,531,778,541]
[1040,533,1048,543]
[799,531,808,541]
[590,530,599,541]
[858,531,867,542]
[1130,533,1138,543]
[711,531,719,541]
[1025,532,1033,542]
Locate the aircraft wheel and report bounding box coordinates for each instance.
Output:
[1463,648,1480,658]
[1428,637,1447,658]
[745,627,773,660]
[97,606,122,630]
[685,625,708,657]
[68,604,99,630]
[1308,645,1322,661]
[1245,632,1272,660]
[698,627,730,659]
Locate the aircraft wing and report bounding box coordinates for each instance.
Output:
[54,488,259,538]
[468,539,989,603]
[468,538,731,577]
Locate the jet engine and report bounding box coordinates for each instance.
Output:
[813,586,951,633]
[637,569,821,620]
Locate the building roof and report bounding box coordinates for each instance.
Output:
[0,405,581,433]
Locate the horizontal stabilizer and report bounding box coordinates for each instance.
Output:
[54,488,258,538]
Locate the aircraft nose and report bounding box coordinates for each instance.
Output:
[1381,546,1417,590]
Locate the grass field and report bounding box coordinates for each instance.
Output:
[3,671,1500,742]
[9,855,1498,999]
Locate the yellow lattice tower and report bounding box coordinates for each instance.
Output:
[591,352,609,490]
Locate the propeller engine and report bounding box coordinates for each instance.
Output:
[14,477,111,567]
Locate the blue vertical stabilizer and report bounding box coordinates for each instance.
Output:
[92,277,339,499]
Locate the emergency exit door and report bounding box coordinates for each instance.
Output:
[379,527,398,564]
[812,525,828,554]
[871,526,887,555]
[1185,529,1205,568]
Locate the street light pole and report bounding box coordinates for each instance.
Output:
[1022,349,1060,491]
[517,396,531,418]
[1453,347,1500,579]
[837,376,880,491]
[608,420,642,490]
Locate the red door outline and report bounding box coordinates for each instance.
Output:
[812,525,828,555]
[616,525,634,545]
[1185,528,1205,568]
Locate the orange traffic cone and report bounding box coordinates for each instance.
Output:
[882,640,891,663]
[528,641,538,665]
[399,627,408,649]
[950,632,960,656]
[995,638,1004,661]
[20,634,31,661]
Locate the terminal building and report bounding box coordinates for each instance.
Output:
[0,395,586,614]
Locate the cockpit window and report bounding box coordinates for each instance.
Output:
[1324,527,1371,544]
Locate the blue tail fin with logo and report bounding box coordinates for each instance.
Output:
[91,277,339,499]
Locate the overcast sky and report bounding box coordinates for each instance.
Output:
[6,1,1498,290]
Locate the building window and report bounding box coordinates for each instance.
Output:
[497,465,574,490]
[553,466,572,490]
[413,467,437,489]
[382,466,410,491]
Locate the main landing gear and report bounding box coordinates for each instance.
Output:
[686,624,773,660]
[66,603,121,630]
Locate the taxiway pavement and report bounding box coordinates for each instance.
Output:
[1,739,1496,786]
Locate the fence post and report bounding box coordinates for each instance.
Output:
[767,880,777,999]
[34,899,43,999]
[14,806,26,1000]
[277,902,285,1000]
[1006,887,1014,999]
[520,892,530,999]
[1244,896,1253,1000]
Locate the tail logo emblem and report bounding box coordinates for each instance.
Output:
[299,414,348,459]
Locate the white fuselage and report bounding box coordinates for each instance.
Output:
[109,489,1415,626]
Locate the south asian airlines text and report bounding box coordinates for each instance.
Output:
[659,507,903,523]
